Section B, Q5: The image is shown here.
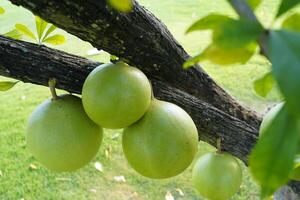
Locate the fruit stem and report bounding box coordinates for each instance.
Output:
[217,138,222,154]
[48,78,58,100]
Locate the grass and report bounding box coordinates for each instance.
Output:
[0,0,285,199]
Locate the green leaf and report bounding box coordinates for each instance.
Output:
[108,0,133,12]
[277,0,300,17]
[110,55,118,61]
[35,16,48,42]
[249,105,299,198]
[0,81,19,91]
[213,18,263,49]
[43,34,65,45]
[269,30,300,116]
[185,43,255,67]
[254,72,275,97]
[42,25,57,41]
[282,13,300,32]
[0,7,5,14]
[183,53,203,69]
[186,14,231,33]
[4,29,23,40]
[15,23,37,41]
[247,0,262,9]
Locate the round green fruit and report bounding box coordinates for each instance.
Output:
[82,62,151,129]
[27,94,103,172]
[122,99,198,179]
[259,102,284,135]
[192,152,242,200]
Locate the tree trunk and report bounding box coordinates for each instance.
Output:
[9,0,261,129]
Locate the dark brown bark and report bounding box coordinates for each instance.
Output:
[9,0,261,128]
[0,35,257,164]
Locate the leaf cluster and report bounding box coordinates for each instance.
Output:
[185,0,300,198]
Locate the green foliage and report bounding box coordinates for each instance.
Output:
[186,14,231,33]
[269,30,300,116]
[107,0,133,12]
[254,72,275,97]
[247,0,262,10]
[35,16,48,42]
[110,54,118,61]
[282,13,300,32]
[184,44,255,67]
[185,15,262,67]
[213,19,263,49]
[42,25,57,41]
[42,34,65,45]
[0,6,5,14]
[15,23,37,40]
[3,29,22,40]
[249,105,299,198]
[277,0,300,17]
[13,16,65,45]
[0,81,19,91]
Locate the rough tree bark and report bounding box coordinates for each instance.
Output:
[0,35,257,164]
[1,0,299,198]
[8,0,261,129]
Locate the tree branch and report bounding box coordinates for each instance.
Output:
[9,0,261,128]
[0,35,257,164]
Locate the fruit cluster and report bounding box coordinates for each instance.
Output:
[26,61,243,199]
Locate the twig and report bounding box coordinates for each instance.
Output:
[229,0,270,59]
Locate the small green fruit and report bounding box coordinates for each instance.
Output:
[82,62,151,129]
[122,99,198,179]
[192,152,242,200]
[27,94,103,172]
[259,102,284,134]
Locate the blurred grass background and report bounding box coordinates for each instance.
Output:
[0,0,286,199]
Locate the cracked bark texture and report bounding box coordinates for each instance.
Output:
[0,35,257,164]
[9,0,261,129]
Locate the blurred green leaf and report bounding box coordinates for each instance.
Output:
[277,0,300,17]
[213,19,263,49]
[110,55,118,61]
[184,43,255,68]
[183,53,203,69]
[250,105,299,198]
[0,81,19,91]
[35,16,48,42]
[282,13,300,32]
[15,23,37,41]
[108,0,133,12]
[254,72,275,97]
[0,7,5,14]
[247,0,262,9]
[4,29,22,40]
[43,34,65,45]
[269,30,300,116]
[42,25,57,41]
[186,14,231,33]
